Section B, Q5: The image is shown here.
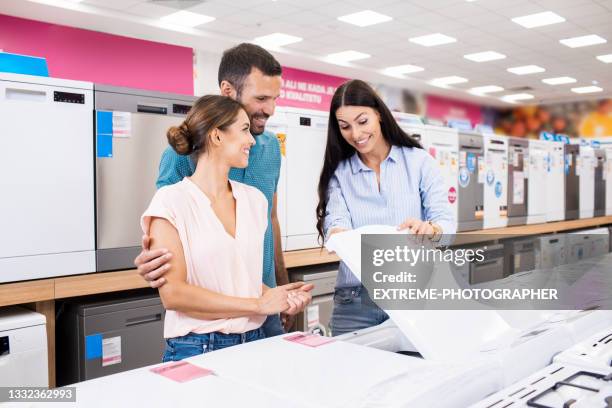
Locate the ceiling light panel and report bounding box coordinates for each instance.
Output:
[512,11,565,28]
[409,33,457,47]
[337,10,392,27]
[571,86,603,94]
[254,33,302,48]
[464,51,506,62]
[507,65,546,75]
[542,76,576,85]
[560,35,607,48]
[159,10,215,27]
[596,54,612,63]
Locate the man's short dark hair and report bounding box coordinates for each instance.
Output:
[218,43,282,98]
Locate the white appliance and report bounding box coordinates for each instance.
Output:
[470,363,612,408]
[605,146,612,216]
[535,234,568,269]
[421,124,460,226]
[483,134,509,228]
[267,107,328,250]
[578,144,596,219]
[0,73,95,282]
[553,327,612,370]
[0,306,48,387]
[527,140,549,224]
[546,141,566,222]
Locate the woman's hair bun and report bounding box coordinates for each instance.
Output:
[167,122,192,155]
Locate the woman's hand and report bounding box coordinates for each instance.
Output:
[256,282,306,316]
[285,284,314,315]
[397,218,434,238]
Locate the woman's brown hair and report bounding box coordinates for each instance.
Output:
[167,95,246,156]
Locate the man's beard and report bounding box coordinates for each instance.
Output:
[250,113,270,135]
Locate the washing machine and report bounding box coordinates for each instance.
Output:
[564,144,580,221]
[483,134,508,229]
[546,141,566,222]
[507,138,528,226]
[526,140,549,224]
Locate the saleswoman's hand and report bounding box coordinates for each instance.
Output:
[397,218,434,238]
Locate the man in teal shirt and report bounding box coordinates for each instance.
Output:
[135,43,293,336]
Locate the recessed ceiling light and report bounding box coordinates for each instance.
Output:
[464,51,506,62]
[560,35,607,48]
[381,64,424,77]
[511,11,565,28]
[430,76,468,88]
[596,54,612,63]
[160,10,215,27]
[325,50,371,64]
[571,86,603,94]
[507,65,546,75]
[337,10,392,27]
[469,85,504,94]
[253,33,302,48]
[409,33,457,47]
[502,93,535,102]
[542,76,576,85]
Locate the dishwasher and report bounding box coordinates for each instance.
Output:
[94,84,196,271]
[290,264,338,337]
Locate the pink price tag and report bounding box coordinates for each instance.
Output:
[150,361,213,383]
[284,333,336,348]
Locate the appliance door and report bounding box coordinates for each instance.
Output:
[513,241,536,273]
[507,144,528,222]
[606,150,612,216]
[265,112,289,250]
[297,294,334,337]
[285,112,328,250]
[546,144,566,222]
[593,151,605,217]
[96,112,183,271]
[0,80,95,282]
[470,245,505,284]
[427,142,459,220]
[80,303,164,381]
[528,146,548,224]
[484,146,508,229]
[457,144,484,231]
[565,146,580,220]
[579,149,595,219]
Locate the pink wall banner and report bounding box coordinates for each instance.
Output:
[0,14,194,95]
[277,66,347,111]
[425,94,484,127]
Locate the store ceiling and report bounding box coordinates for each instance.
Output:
[2,0,612,107]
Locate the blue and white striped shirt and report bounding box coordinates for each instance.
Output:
[324,144,457,288]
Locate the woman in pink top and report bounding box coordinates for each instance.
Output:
[141,95,312,361]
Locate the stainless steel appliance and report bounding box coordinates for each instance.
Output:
[593,148,606,217]
[503,237,536,276]
[94,85,195,271]
[535,234,567,269]
[564,144,580,221]
[56,291,165,386]
[457,130,485,231]
[290,264,338,337]
[507,138,528,226]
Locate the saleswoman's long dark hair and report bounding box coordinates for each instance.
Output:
[315,79,422,244]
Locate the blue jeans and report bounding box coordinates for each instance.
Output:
[162,327,265,362]
[262,313,284,337]
[330,286,389,337]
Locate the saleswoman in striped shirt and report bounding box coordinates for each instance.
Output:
[316,80,457,336]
